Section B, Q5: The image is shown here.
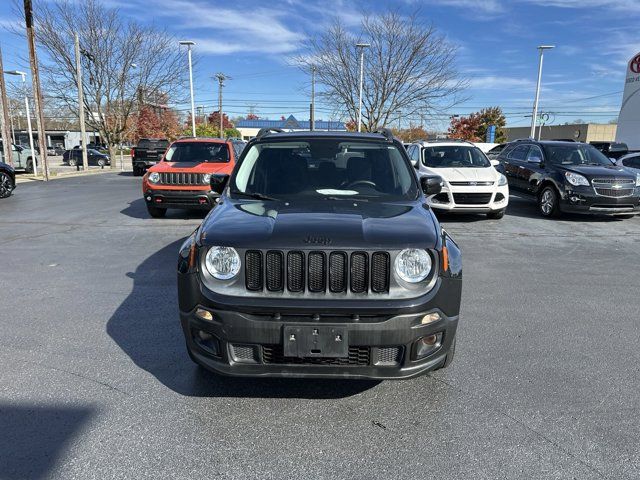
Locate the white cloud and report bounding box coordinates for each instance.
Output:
[520,0,640,13]
[468,76,535,90]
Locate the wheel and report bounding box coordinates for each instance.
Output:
[97,158,106,167]
[538,186,559,218]
[486,209,505,219]
[0,172,13,198]
[25,157,34,174]
[146,204,167,218]
[133,166,143,176]
[68,157,77,167]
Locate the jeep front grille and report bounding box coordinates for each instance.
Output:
[592,177,635,198]
[245,250,390,295]
[262,345,370,365]
[160,172,204,185]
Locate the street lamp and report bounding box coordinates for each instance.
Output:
[4,70,36,176]
[355,42,370,132]
[179,40,197,137]
[530,45,555,139]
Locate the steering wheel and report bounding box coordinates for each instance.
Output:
[346,180,377,189]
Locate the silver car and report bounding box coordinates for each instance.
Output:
[0,142,39,173]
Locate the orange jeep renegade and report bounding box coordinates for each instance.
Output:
[142,138,236,217]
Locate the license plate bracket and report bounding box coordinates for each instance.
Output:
[283,326,348,358]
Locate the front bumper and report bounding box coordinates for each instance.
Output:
[428,184,509,213]
[559,185,640,215]
[181,307,458,379]
[144,188,217,210]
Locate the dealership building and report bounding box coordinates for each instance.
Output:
[236,115,346,140]
[503,123,617,143]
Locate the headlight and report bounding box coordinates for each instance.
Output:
[205,246,240,280]
[148,172,160,183]
[394,248,432,283]
[564,171,589,186]
[497,174,507,186]
[636,174,640,187]
[202,173,212,185]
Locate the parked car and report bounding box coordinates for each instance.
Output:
[229,139,247,159]
[0,161,16,198]
[407,140,509,219]
[131,138,170,176]
[0,142,39,173]
[486,143,507,159]
[176,128,461,379]
[590,141,628,160]
[617,152,640,172]
[142,138,237,217]
[496,140,640,217]
[63,148,111,167]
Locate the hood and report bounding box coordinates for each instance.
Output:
[199,199,439,250]
[148,161,233,174]
[424,166,499,183]
[558,164,635,178]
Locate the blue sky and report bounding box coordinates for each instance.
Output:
[1,0,639,130]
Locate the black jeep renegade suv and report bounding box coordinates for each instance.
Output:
[177,129,462,379]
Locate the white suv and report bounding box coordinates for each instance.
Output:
[406,140,509,219]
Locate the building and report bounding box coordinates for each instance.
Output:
[236,115,346,140]
[503,123,617,143]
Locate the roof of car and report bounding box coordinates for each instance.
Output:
[172,137,229,144]
[251,130,398,143]
[510,139,589,147]
[412,139,476,147]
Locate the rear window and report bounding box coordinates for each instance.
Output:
[137,139,169,149]
[164,142,230,163]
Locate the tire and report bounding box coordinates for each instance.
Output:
[146,204,167,218]
[133,166,143,176]
[97,158,106,167]
[25,157,34,174]
[68,157,77,167]
[487,209,505,219]
[538,186,559,218]
[0,172,13,198]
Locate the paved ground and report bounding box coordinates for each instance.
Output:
[14,155,132,183]
[1,173,639,479]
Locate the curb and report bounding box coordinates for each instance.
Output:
[15,168,133,184]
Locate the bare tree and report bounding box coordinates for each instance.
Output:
[296,10,467,131]
[23,0,186,165]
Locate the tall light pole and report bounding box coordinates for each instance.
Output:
[5,70,36,176]
[530,45,555,139]
[74,33,89,171]
[355,42,370,132]
[179,40,196,137]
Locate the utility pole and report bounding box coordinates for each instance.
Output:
[310,65,315,131]
[24,0,49,180]
[530,45,554,139]
[215,73,228,138]
[0,45,13,166]
[74,33,89,172]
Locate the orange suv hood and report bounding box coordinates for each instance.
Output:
[148,161,234,174]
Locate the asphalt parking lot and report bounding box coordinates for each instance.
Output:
[1,173,639,479]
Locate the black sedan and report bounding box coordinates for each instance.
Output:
[63,148,111,167]
[0,161,16,199]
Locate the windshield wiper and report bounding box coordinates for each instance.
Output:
[323,196,369,202]
[230,190,279,201]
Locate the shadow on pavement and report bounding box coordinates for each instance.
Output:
[106,240,378,399]
[120,198,208,221]
[504,194,629,222]
[0,404,94,480]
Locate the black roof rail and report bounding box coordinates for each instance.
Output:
[256,128,284,139]
[512,138,533,142]
[373,127,394,142]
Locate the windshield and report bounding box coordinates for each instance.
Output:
[164,142,230,163]
[230,139,417,201]
[423,145,490,168]
[543,144,613,166]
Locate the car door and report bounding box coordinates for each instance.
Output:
[12,145,24,169]
[522,145,545,194]
[503,144,530,191]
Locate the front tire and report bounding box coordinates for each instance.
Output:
[133,166,143,176]
[487,209,505,219]
[25,157,34,174]
[68,157,77,167]
[146,204,167,218]
[97,158,106,167]
[0,172,13,198]
[538,186,559,218]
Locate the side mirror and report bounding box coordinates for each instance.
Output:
[15,145,24,152]
[527,158,542,165]
[210,173,230,194]
[410,158,419,169]
[490,159,500,167]
[420,175,443,196]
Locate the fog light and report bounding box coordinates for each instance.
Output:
[414,332,443,359]
[421,312,442,324]
[155,197,163,203]
[195,307,214,321]
[146,196,151,201]
[193,329,221,357]
[570,196,579,203]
